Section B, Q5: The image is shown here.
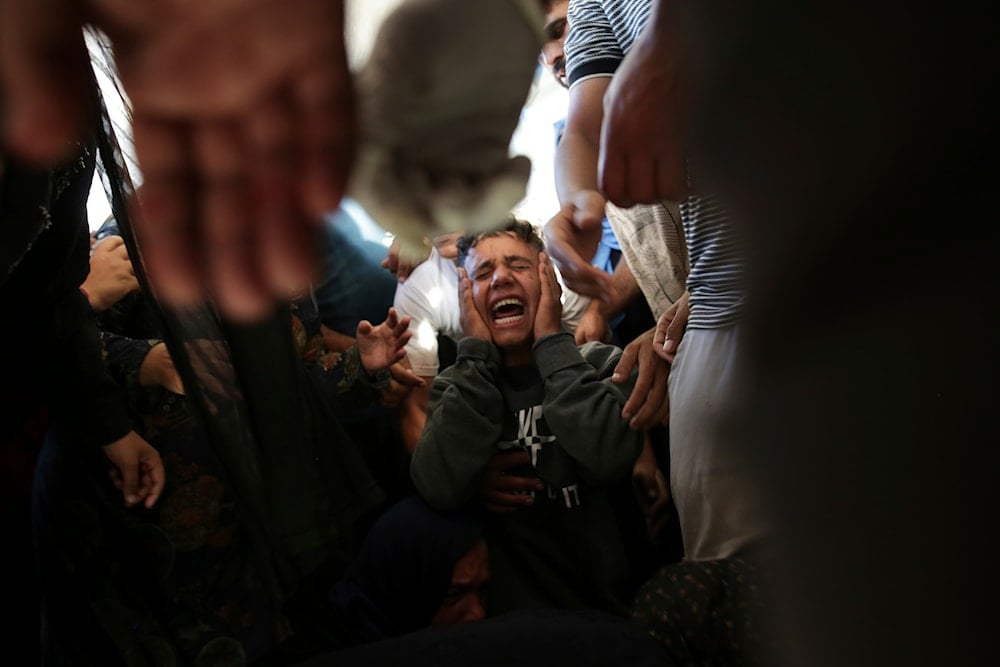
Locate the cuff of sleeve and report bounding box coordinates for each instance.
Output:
[456,337,501,365]
[533,331,584,377]
[345,344,392,389]
[361,367,392,389]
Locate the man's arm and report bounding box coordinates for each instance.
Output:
[599,0,688,205]
[574,258,643,344]
[399,376,433,454]
[544,77,614,301]
[532,332,644,485]
[410,338,505,511]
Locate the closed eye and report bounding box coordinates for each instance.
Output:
[545,18,567,41]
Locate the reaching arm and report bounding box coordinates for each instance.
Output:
[544,77,614,301]
[399,376,433,454]
[532,332,644,485]
[574,258,643,344]
[599,0,688,205]
[410,338,505,511]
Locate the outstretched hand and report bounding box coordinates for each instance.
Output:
[612,325,670,430]
[457,267,492,342]
[1,0,356,323]
[542,201,612,303]
[103,430,165,509]
[356,307,412,375]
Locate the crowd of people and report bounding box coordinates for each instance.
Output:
[2,0,993,665]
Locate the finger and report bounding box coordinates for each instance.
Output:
[102,235,126,252]
[652,316,668,347]
[357,320,373,337]
[142,458,165,509]
[115,460,141,507]
[630,363,670,429]
[132,119,201,307]
[296,39,355,216]
[196,120,275,322]
[108,466,123,490]
[247,95,316,298]
[484,490,536,507]
[385,307,399,329]
[624,360,666,427]
[0,0,93,162]
[203,177,271,322]
[665,307,687,342]
[496,477,545,494]
[390,364,426,387]
[611,342,639,385]
[620,364,651,421]
[633,475,660,504]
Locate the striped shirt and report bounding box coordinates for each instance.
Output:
[565,0,744,328]
[564,0,651,87]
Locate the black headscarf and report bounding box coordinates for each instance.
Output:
[328,495,485,646]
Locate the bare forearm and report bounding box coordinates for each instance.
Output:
[555,125,601,205]
[596,259,642,319]
[554,77,610,205]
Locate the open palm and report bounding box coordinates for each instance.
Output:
[356,307,412,375]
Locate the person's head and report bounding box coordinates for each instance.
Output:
[429,538,490,626]
[539,0,569,88]
[457,218,546,363]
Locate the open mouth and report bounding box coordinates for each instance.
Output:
[491,298,526,327]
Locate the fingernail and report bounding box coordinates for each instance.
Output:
[622,410,632,420]
[126,494,139,505]
[611,373,622,382]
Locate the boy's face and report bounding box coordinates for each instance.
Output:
[463,232,541,357]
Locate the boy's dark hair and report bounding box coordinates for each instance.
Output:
[456,217,545,268]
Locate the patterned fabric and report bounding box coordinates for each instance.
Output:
[564,0,651,86]
[605,200,689,319]
[631,557,772,666]
[33,381,287,666]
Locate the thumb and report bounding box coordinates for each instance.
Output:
[612,345,638,384]
[633,473,659,503]
[116,460,140,506]
[356,320,373,336]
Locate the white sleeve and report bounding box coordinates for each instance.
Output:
[556,268,592,334]
[393,267,442,378]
